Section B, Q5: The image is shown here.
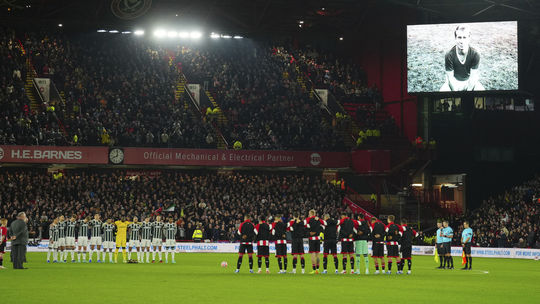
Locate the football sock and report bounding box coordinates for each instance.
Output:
[109,251,113,262]
[165,250,168,263]
[158,251,162,261]
[333,256,339,270]
[388,261,393,271]
[128,251,132,260]
[171,249,175,262]
[114,249,119,261]
[439,255,444,267]
[323,256,328,270]
[355,254,361,270]
[265,257,269,269]
[70,250,75,260]
[248,256,253,270]
[468,256,472,268]
[102,251,106,261]
[236,256,243,269]
[0,257,3,266]
[53,251,58,261]
[364,255,369,271]
[375,263,379,271]
[293,257,297,269]
[449,256,454,267]
[300,257,305,269]
[278,257,283,270]
[47,250,52,261]
[408,259,412,270]
[77,251,81,262]
[82,252,86,261]
[342,257,347,270]
[350,257,355,270]
[283,257,288,270]
[381,260,385,271]
[152,251,156,261]
[258,257,262,269]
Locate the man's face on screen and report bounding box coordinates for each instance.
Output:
[455,29,470,52]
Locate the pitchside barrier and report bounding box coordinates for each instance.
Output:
[9,241,540,260]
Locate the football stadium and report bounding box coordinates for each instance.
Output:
[1,0,540,303]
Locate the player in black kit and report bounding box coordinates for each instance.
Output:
[322,214,339,274]
[304,209,325,274]
[370,217,387,274]
[255,216,271,274]
[235,215,255,273]
[288,213,306,274]
[272,215,288,274]
[337,213,355,274]
[385,215,402,274]
[398,218,418,274]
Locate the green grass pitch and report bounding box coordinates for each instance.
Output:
[1,253,539,303]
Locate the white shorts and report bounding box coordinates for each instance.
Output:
[103,241,115,250]
[56,238,66,247]
[128,240,141,249]
[165,239,176,247]
[141,239,151,248]
[152,238,163,247]
[65,237,76,247]
[77,237,89,247]
[90,236,102,246]
[49,241,58,249]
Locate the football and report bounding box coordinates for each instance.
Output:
[221,261,228,268]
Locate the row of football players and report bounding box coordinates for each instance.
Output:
[47,214,178,264]
[235,210,418,274]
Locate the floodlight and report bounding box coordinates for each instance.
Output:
[190,31,202,39]
[134,30,145,36]
[154,30,166,38]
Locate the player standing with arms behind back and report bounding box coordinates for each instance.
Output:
[65,215,77,262]
[235,214,255,273]
[163,217,177,264]
[271,215,288,274]
[371,217,387,274]
[102,219,116,263]
[398,218,418,274]
[436,220,445,269]
[288,213,306,274]
[114,217,130,263]
[89,214,103,263]
[255,216,271,273]
[305,209,325,274]
[337,213,355,274]
[461,221,473,270]
[385,215,402,274]
[322,214,339,274]
[354,214,371,275]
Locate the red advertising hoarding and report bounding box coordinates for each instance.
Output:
[123,147,350,168]
[0,145,108,164]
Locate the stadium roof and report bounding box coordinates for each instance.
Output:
[1,0,539,34]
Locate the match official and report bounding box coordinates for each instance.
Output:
[461,221,473,270]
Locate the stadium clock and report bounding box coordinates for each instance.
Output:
[109,148,124,164]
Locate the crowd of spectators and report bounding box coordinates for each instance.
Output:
[0,169,345,242]
[176,43,345,151]
[449,176,540,248]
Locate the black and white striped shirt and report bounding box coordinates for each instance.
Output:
[57,221,66,239]
[152,221,164,239]
[50,225,59,241]
[66,220,77,238]
[102,223,115,242]
[141,222,153,240]
[78,220,89,238]
[128,223,142,241]
[89,219,102,238]
[164,223,177,240]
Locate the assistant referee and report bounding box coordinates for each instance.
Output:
[461,221,473,270]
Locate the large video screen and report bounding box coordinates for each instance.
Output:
[407,21,518,93]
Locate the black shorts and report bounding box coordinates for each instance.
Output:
[239,244,253,254]
[0,242,5,253]
[387,244,399,258]
[372,243,385,258]
[323,240,337,256]
[443,242,451,254]
[308,240,321,253]
[436,243,445,255]
[400,246,412,259]
[463,243,471,255]
[275,243,287,257]
[341,241,354,254]
[257,245,269,257]
[291,240,304,255]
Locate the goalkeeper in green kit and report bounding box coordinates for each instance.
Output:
[354,214,371,274]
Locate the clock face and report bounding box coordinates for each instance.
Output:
[109,148,124,164]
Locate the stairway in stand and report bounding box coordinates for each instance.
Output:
[204,91,228,149]
[24,58,40,114]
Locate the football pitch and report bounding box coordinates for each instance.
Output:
[1,253,539,303]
